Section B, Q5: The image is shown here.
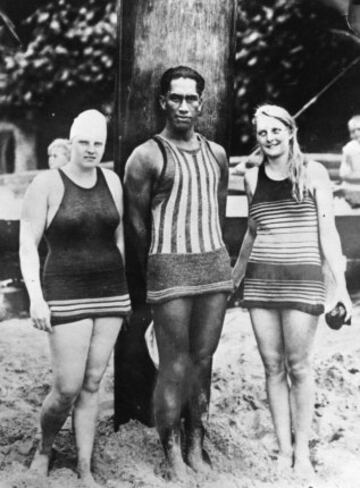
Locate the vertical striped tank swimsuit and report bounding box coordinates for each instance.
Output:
[242,163,325,315]
[43,167,131,325]
[146,134,233,303]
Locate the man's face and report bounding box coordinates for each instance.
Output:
[160,77,202,131]
[349,121,360,143]
[70,134,105,168]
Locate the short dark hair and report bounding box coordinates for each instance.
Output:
[160,66,205,96]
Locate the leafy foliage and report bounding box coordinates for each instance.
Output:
[0,0,117,112]
[234,0,358,151]
[0,0,357,152]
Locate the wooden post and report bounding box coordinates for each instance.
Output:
[114,0,236,174]
[114,0,237,429]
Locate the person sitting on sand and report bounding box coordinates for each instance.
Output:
[47,138,71,169]
[19,109,131,486]
[124,66,233,480]
[233,104,352,480]
[339,115,360,184]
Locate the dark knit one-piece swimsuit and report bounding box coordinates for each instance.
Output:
[242,163,325,316]
[43,167,131,325]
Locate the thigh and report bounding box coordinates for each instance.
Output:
[152,298,193,364]
[249,308,284,365]
[49,319,93,391]
[190,293,228,357]
[281,309,319,361]
[84,317,123,383]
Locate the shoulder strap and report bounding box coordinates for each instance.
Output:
[151,135,168,196]
[200,135,220,164]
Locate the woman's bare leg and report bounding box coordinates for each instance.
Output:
[282,309,318,477]
[31,319,93,476]
[73,317,123,485]
[249,308,292,465]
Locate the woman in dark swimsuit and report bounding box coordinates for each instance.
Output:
[20,110,130,486]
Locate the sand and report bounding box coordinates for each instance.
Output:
[0,301,359,488]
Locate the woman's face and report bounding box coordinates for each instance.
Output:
[255,114,292,160]
[48,147,69,169]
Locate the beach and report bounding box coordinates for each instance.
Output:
[0,302,359,488]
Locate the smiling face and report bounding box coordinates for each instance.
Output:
[255,114,292,160]
[70,133,105,169]
[160,77,202,132]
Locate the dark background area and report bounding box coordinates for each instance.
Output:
[0,0,360,163]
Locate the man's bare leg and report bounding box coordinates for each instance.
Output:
[30,319,93,476]
[73,317,123,486]
[185,292,227,473]
[152,298,192,481]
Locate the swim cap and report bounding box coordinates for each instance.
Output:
[69,109,107,141]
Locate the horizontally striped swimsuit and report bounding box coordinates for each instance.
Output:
[242,162,325,315]
[43,168,131,325]
[146,135,233,303]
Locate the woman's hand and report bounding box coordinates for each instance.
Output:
[334,286,353,322]
[30,298,52,332]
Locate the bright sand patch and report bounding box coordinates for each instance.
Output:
[0,301,360,488]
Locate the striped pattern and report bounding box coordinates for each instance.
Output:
[250,198,322,265]
[149,136,224,255]
[148,281,232,302]
[48,295,131,325]
[146,135,233,303]
[243,164,325,315]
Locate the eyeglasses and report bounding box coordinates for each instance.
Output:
[167,93,201,106]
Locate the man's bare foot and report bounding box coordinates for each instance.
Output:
[29,450,50,477]
[165,450,189,481]
[187,447,212,475]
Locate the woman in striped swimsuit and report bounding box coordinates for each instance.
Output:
[20,110,130,486]
[233,104,351,479]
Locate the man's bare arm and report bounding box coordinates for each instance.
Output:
[123,143,159,278]
[210,141,229,231]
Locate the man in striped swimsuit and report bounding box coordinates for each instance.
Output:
[124,66,233,479]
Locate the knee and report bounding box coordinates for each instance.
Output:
[287,354,312,383]
[82,369,103,394]
[263,355,286,379]
[160,353,190,383]
[52,382,81,408]
[191,347,214,366]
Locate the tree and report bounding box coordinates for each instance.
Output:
[0,0,117,114]
[234,0,358,153]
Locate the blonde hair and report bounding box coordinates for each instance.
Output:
[48,138,71,159]
[253,104,309,203]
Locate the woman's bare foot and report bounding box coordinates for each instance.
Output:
[77,459,102,488]
[293,456,316,481]
[29,450,50,477]
[275,451,293,475]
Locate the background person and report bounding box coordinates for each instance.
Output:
[47,138,71,169]
[124,66,233,480]
[20,109,131,486]
[232,104,352,480]
[339,115,360,183]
